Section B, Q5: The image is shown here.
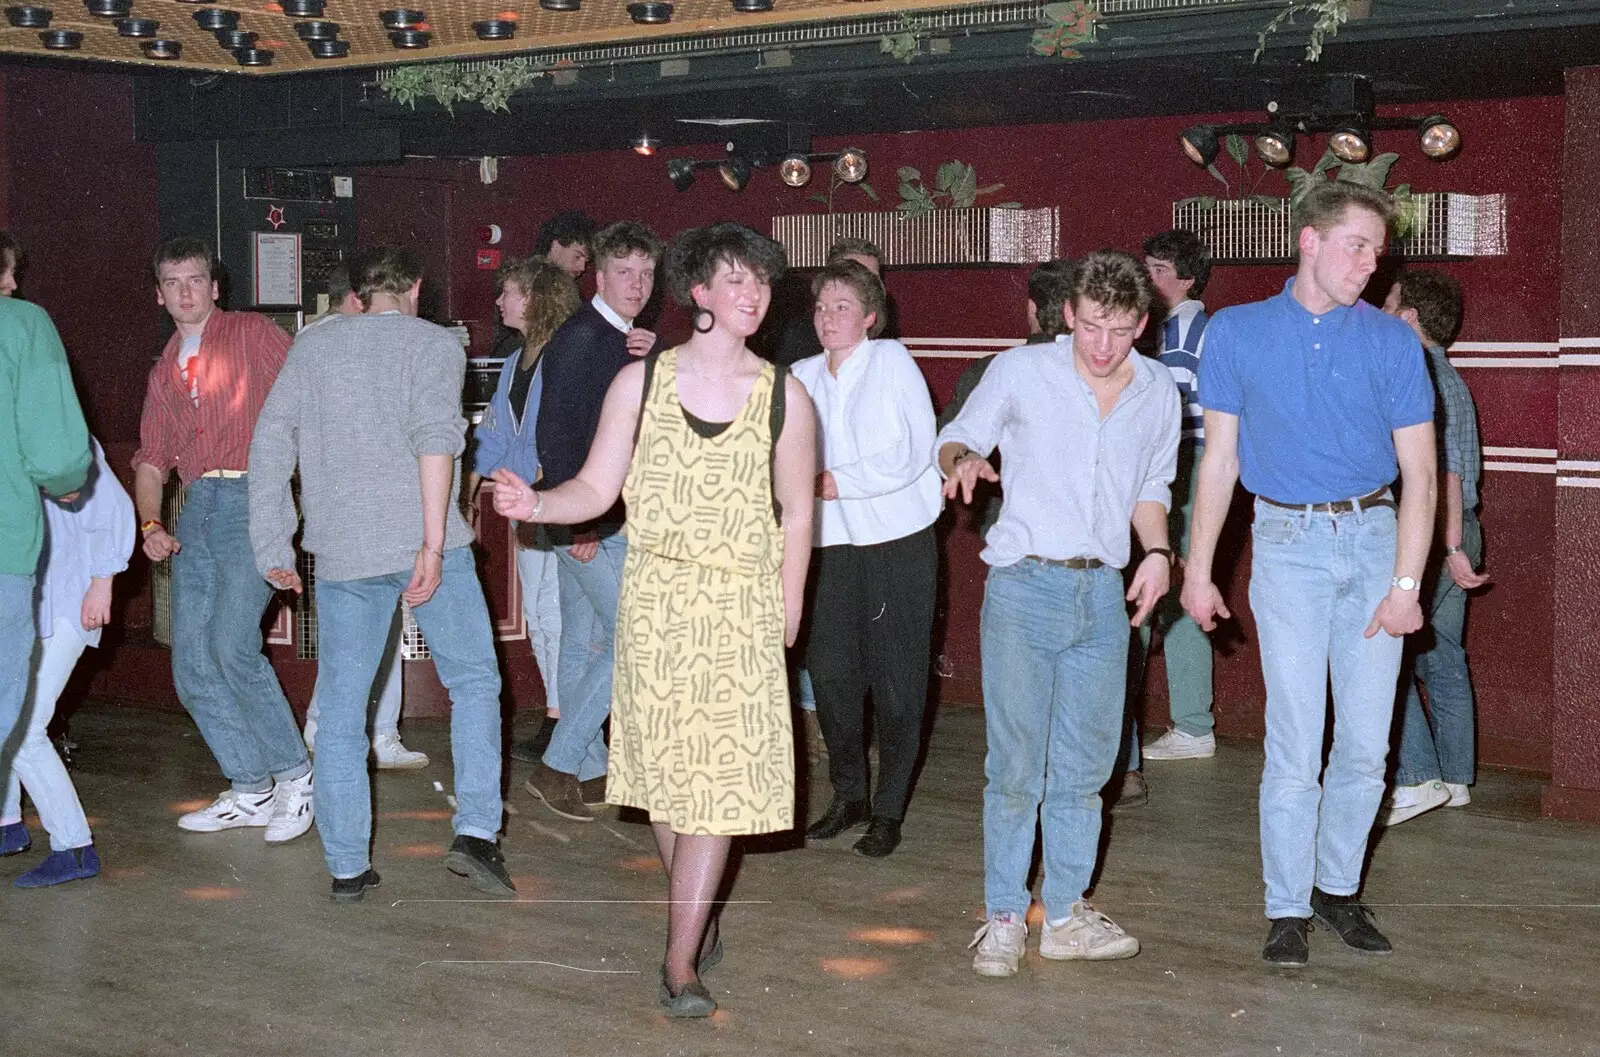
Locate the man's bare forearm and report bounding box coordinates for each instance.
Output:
[1441,471,1464,550]
[1394,464,1436,582]
[1185,446,1238,582]
[419,453,454,551]
[134,462,168,526]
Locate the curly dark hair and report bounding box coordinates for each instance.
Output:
[665,222,788,308]
[1392,268,1463,347]
[536,210,597,254]
[1066,249,1157,320]
[1142,229,1211,297]
[593,220,666,266]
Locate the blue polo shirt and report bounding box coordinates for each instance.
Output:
[1200,278,1433,504]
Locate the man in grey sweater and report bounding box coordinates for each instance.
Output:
[249,245,513,904]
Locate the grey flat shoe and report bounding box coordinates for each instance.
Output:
[658,967,717,1018]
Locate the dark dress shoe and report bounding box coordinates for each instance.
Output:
[1311,888,1393,954]
[509,714,558,763]
[444,835,517,895]
[852,817,902,858]
[331,868,381,904]
[805,797,871,841]
[1262,916,1311,967]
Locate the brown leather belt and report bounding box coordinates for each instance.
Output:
[1258,487,1394,514]
[1025,555,1104,569]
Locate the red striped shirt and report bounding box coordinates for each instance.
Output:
[133,310,292,485]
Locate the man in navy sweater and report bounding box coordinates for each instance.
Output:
[524,220,664,821]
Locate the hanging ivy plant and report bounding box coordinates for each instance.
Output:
[1253,0,1352,63]
[878,13,926,64]
[381,57,548,115]
[896,161,1020,218]
[1030,1,1098,58]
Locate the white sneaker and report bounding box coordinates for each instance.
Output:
[264,772,315,843]
[970,912,1028,978]
[1140,728,1216,761]
[303,716,317,754]
[1443,781,1471,808]
[373,731,429,770]
[178,789,275,832]
[1040,901,1140,961]
[1383,780,1450,826]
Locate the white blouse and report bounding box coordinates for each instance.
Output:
[792,337,943,548]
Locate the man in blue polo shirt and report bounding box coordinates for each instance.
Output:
[1181,182,1437,968]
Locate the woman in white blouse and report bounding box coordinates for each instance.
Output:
[792,261,943,858]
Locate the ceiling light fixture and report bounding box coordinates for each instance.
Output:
[731,0,772,10]
[1253,120,1296,168]
[833,148,868,184]
[307,36,348,56]
[192,7,237,29]
[234,46,272,65]
[141,37,181,57]
[116,15,157,34]
[1327,118,1371,163]
[473,17,513,38]
[279,0,323,15]
[540,0,579,9]
[216,28,257,48]
[5,5,51,26]
[378,7,422,28]
[38,26,79,46]
[389,27,429,46]
[1178,125,1220,167]
[719,156,751,192]
[667,158,697,192]
[632,134,659,156]
[1417,114,1461,160]
[626,1,671,23]
[295,18,337,37]
[82,0,130,17]
[778,154,812,187]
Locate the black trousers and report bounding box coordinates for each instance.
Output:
[805,525,937,821]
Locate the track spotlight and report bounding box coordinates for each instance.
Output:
[1253,121,1295,168]
[719,156,751,192]
[833,148,868,184]
[632,134,658,157]
[1179,125,1220,167]
[1328,119,1371,164]
[667,158,696,192]
[1417,114,1460,160]
[778,154,812,187]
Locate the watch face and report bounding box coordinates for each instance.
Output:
[1395,576,1418,591]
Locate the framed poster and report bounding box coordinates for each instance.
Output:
[253,231,302,306]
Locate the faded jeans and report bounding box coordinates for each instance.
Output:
[172,477,306,793]
[513,526,563,716]
[544,532,626,782]
[307,605,403,737]
[981,560,1128,920]
[1395,515,1481,787]
[312,547,503,879]
[2,618,92,850]
[1249,498,1403,920]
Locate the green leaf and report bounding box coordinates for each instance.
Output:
[1311,148,1339,178]
[975,183,1005,196]
[1224,133,1249,168]
[859,181,879,202]
[897,167,921,182]
[1207,163,1230,190]
[952,163,979,208]
[936,161,961,191]
[808,194,829,204]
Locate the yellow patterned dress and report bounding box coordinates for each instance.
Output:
[607,347,794,835]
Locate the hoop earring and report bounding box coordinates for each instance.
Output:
[692,307,715,334]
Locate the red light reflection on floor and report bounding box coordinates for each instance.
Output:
[391,842,438,858]
[849,927,933,946]
[104,867,146,880]
[820,957,891,979]
[184,885,245,901]
[878,887,925,905]
[168,800,212,814]
[508,875,542,895]
[377,809,453,821]
[619,856,662,873]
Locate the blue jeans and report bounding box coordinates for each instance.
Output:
[0,573,37,798]
[1249,498,1403,920]
[171,477,306,793]
[981,561,1128,920]
[544,532,626,782]
[313,547,503,878]
[1395,516,1481,786]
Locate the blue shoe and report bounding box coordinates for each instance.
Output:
[0,821,30,856]
[14,844,100,888]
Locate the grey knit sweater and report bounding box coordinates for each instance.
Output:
[249,312,473,583]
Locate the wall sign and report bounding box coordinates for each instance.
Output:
[253,231,303,306]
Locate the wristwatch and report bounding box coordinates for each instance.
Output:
[1391,575,1419,591]
[1443,545,1462,557]
[1145,547,1174,564]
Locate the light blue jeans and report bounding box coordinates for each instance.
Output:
[307,605,404,738]
[544,532,626,782]
[171,477,307,794]
[981,560,1128,920]
[1395,516,1480,787]
[0,573,36,800]
[1249,498,1403,920]
[3,619,92,850]
[312,546,503,879]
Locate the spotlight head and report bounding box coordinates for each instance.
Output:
[1253,122,1295,168]
[667,158,696,192]
[778,154,812,188]
[719,156,751,192]
[1418,114,1461,160]
[833,148,868,184]
[141,37,182,58]
[1179,125,1219,167]
[1328,120,1371,164]
[626,1,671,23]
[632,134,658,157]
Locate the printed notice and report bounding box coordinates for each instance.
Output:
[253,232,302,306]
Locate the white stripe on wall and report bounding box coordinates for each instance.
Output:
[1450,341,1561,353]
[1450,357,1559,368]
[1484,447,1558,458]
[1485,461,1558,475]
[1558,354,1600,366]
[1560,337,1600,348]
[1557,476,1600,488]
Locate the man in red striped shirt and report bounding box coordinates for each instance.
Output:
[133,237,314,843]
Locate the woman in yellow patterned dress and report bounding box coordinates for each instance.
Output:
[491,223,816,1018]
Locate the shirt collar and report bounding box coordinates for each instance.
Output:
[828,337,871,379]
[591,293,631,334]
[1279,276,1353,324]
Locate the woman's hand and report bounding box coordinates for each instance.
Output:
[80,577,113,631]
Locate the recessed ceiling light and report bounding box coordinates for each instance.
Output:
[235,46,272,65]
[389,26,429,46]
[473,17,513,39]
[216,28,257,49]
[633,134,659,156]
[731,0,771,10]
[38,27,79,46]
[378,7,423,28]
[540,0,578,9]
[141,37,181,57]
[116,15,158,34]
[626,1,671,23]
[307,36,348,56]
[4,5,52,27]
[192,7,237,29]
[83,0,130,17]
[279,0,322,15]
[294,18,336,38]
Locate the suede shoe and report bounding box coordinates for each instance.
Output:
[331,868,382,904]
[852,817,902,858]
[444,834,517,896]
[0,821,30,856]
[509,714,558,764]
[1311,888,1392,954]
[805,796,871,841]
[1262,916,1311,967]
[579,776,608,807]
[525,763,593,822]
[15,844,99,888]
[1108,770,1149,812]
[658,970,717,1018]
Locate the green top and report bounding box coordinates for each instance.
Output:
[0,297,90,575]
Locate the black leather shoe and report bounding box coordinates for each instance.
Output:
[444,835,517,896]
[805,797,871,841]
[1311,888,1393,954]
[509,714,558,764]
[1262,916,1311,967]
[331,868,381,904]
[852,817,902,858]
